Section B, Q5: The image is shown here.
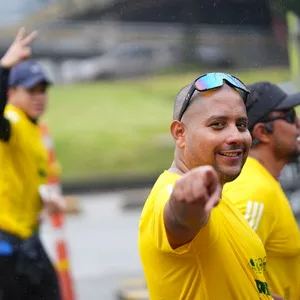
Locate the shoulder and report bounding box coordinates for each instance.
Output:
[4,105,25,125]
[224,161,277,206]
[225,176,274,197]
[5,109,21,124]
[140,172,180,220]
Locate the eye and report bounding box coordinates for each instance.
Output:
[237,121,248,130]
[210,122,226,129]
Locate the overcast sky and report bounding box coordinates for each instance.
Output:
[1,0,55,25]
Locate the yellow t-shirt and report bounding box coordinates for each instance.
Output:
[223,157,300,299]
[139,170,272,300]
[0,104,48,239]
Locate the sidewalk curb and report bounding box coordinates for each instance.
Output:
[61,175,158,195]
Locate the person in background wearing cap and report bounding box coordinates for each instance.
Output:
[223,81,300,300]
[139,73,276,299]
[0,28,64,300]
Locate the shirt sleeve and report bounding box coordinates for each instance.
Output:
[147,183,220,255]
[223,182,277,245]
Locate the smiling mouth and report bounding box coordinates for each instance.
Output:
[218,151,243,157]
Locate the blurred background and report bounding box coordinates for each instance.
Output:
[1,1,300,299]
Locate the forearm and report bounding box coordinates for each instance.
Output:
[164,199,209,249]
[0,66,9,117]
[162,166,221,249]
[0,66,11,141]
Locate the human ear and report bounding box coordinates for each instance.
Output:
[251,123,272,144]
[170,120,186,148]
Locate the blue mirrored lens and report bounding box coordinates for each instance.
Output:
[195,73,248,92]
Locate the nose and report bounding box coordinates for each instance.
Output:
[34,92,46,101]
[296,116,300,129]
[225,125,245,145]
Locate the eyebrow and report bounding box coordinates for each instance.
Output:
[206,115,248,122]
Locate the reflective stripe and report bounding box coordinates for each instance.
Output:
[248,202,259,228]
[253,203,264,231]
[245,200,253,221]
[55,259,69,271]
[244,201,264,231]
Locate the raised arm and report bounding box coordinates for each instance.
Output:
[164,166,222,249]
[0,27,37,141]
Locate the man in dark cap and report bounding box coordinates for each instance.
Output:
[223,81,300,300]
[0,28,64,300]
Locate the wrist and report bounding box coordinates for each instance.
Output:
[0,58,12,69]
[168,199,208,232]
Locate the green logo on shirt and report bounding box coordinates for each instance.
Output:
[249,256,267,274]
[38,168,47,178]
[250,257,270,296]
[255,280,270,296]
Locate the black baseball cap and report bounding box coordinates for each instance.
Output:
[8,60,51,89]
[247,81,300,130]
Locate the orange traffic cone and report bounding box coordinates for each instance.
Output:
[40,122,76,300]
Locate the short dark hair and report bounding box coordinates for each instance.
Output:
[173,84,200,120]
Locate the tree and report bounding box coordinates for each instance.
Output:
[271,0,300,17]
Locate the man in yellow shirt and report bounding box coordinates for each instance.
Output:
[223,81,300,299]
[0,28,64,300]
[139,73,276,299]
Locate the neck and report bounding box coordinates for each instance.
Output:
[29,117,38,124]
[168,160,188,175]
[249,147,286,179]
[169,158,226,188]
[169,150,192,175]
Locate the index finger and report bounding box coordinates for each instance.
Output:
[204,183,222,213]
[21,30,38,46]
[201,166,219,191]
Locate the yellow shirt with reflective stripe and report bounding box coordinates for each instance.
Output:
[223,157,300,299]
[0,104,48,239]
[139,170,272,300]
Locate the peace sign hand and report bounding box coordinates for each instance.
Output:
[0,27,38,69]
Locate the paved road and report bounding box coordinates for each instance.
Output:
[40,192,144,300]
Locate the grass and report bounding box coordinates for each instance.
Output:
[43,67,291,181]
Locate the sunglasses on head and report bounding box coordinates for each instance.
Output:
[264,109,297,125]
[177,72,250,121]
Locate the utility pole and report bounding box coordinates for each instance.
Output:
[287,11,300,87]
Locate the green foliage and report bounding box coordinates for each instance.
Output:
[272,0,300,17]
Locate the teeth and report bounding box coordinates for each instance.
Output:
[220,152,239,157]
